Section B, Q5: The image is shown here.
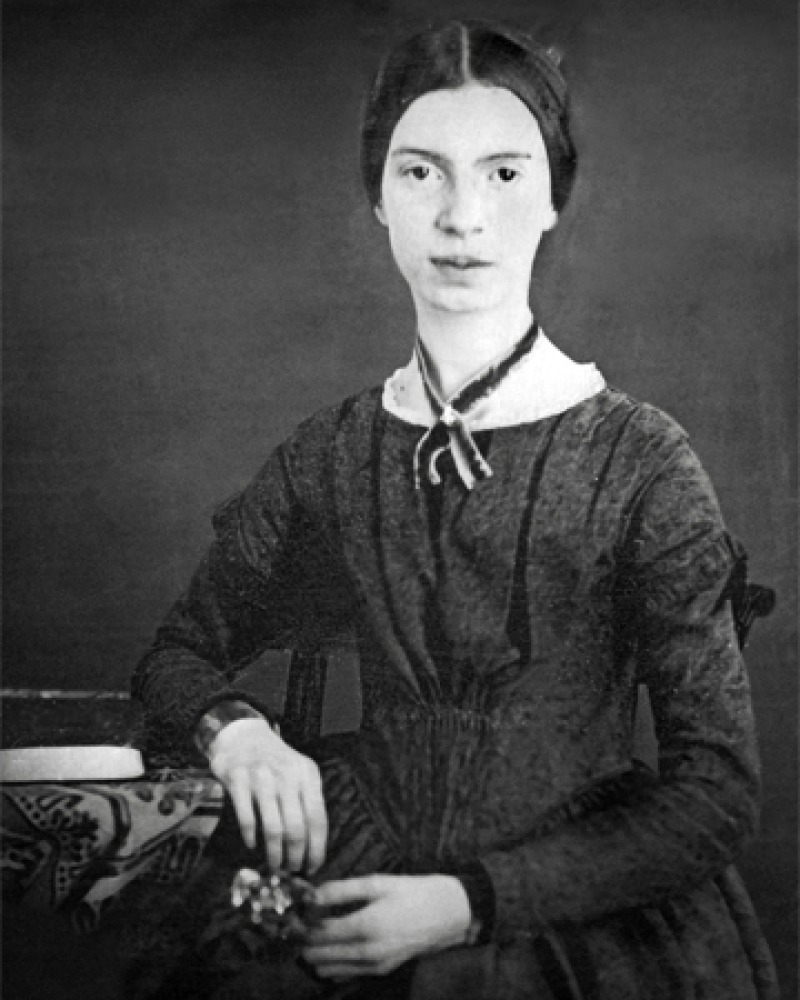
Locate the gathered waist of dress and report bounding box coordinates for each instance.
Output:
[360,696,548,736]
[343,694,637,866]
[344,700,510,866]
[366,700,492,734]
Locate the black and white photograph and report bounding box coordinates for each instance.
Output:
[2,1,796,997]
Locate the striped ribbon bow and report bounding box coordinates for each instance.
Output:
[413,322,540,491]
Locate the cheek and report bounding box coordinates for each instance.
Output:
[499,196,552,257]
[383,202,430,261]
[498,214,539,255]
[384,218,423,278]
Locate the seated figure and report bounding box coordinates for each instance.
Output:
[132,20,779,1000]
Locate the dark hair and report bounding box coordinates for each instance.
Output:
[361,20,577,214]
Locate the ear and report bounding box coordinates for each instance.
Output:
[374,202,388,227]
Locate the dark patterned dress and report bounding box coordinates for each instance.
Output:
[132,386,778,999]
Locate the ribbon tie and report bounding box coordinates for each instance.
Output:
[413,323,540,491]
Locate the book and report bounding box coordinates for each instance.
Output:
[0,746,145,782]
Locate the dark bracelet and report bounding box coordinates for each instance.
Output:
[194,700,270,757]
[454,861,496,946]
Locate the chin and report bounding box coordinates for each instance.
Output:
[425,288,501,315]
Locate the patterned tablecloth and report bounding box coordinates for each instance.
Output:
[1,769,226,931]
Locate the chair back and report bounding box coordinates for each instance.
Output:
[238,573,775,751]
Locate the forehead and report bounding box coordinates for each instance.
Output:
[388,83,546,159]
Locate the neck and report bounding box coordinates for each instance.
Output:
[415,302,535,399]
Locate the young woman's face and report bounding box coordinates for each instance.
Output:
[377,83,557,318]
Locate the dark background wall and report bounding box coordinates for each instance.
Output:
[3,0,796,991]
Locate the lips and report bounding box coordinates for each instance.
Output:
[430,255,492,269]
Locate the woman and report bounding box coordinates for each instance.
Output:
[132,20,778,999]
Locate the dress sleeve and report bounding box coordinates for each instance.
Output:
[478,437,762,943]
[131,432,346,756]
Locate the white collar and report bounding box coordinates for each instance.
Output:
[382,330,606,430]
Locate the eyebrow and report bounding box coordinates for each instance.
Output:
[390,147,534,166]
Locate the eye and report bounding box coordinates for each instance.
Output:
[401,163,442,185]
[491,166,520,184]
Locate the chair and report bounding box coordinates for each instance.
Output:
[234,640,362,749]
[238,568,775,752]
[727,564,777,650]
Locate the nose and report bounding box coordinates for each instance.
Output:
[436,177,484,236]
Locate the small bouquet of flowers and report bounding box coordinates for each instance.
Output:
[230,868,320,941]
[197,868,321,972]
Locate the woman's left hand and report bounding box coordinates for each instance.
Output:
[301,874,473,980]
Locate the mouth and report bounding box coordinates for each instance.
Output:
[430,256,493,270]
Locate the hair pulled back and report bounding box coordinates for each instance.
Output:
[361,20,577,214]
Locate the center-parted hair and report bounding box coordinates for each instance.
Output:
[361,20,577,214]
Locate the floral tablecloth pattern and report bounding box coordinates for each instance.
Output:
[1,769,225,930]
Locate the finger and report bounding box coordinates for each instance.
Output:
[226,770,258,850]
[302,916,365,946]
[314,876,386,909]
[300,779,327,873]
[313,965,373,980]
[252,781,284,871]
[277,790,307,873]
[302,944,373,965]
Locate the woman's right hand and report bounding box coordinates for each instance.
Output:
[206,718,328,874]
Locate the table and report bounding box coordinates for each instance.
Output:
[1,770,225,930]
